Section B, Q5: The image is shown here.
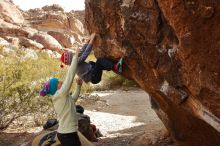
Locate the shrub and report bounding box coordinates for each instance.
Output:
[0,57,38,130]
[0,51,97,130]
[0,51,136,130]
[0,52,64,130]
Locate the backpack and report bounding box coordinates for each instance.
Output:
[76,113,98,142]
[31,131,94,146]
[31,131,60,146]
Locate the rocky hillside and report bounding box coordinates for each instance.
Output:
[85,0,220,146]
[0,1,85,56]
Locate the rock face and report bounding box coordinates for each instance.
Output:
[0,0,86,53]
[42,4,64,12]
[26,7,85,38]
[85,0,220,146]
[71,10,88,35]
[0,0,24,24]
[47,31,75,48]
[20,37,44,50]
[30,32,63,52]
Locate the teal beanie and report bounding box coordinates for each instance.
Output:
[49,78,59,95]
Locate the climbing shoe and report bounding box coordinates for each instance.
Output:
[116,58,124,73]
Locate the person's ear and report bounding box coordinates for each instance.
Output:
[57,81,63,89]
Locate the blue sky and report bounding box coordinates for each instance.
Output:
[12,0,85,12]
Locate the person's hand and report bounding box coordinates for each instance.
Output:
[76,77,83,85]
[90,33,96,40]
[88,33,96,44]
[75,47,81,56]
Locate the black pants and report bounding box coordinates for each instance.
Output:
[57,132,81,146]
[90,58,115,84]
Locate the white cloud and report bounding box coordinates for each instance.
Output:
[12,0,85,12]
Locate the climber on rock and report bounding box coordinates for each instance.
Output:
[39,47,93,146]
[60,33,124,84]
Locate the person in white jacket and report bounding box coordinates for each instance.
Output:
[39,48,92,146]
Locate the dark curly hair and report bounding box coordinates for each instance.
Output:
[76,105,84,114]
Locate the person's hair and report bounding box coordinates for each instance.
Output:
[39,78,59,96]
[76,105,84,114]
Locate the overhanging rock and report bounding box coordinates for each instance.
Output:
[85,0,220,145]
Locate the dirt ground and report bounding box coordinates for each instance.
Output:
[0,89,178,146]
[81,89,178,146]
